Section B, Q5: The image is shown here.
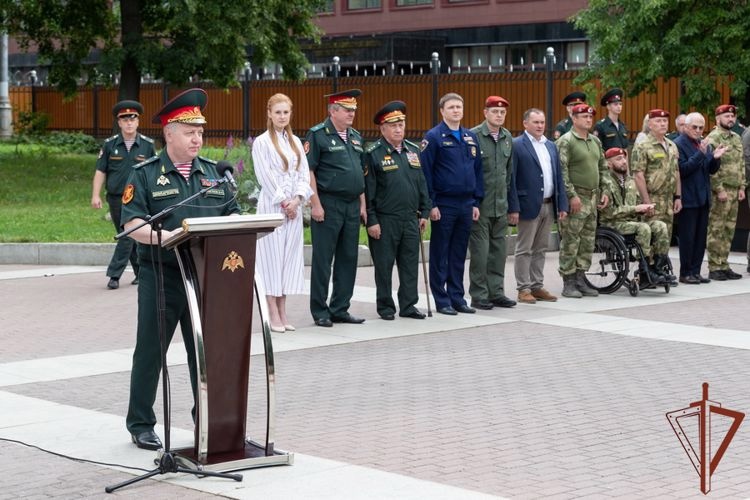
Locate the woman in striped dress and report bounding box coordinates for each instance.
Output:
[253,94,312,332]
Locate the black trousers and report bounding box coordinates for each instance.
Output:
[677,205,709,277]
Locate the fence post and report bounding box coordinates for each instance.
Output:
[162,82,169,105]
[431,52,439,126]
[332,56,340,94]
[545,47,555,138]
[92,83,99,138]
[242,62,251,140]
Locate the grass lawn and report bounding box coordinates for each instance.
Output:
[0,142,390,244]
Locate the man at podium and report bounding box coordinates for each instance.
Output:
[120,88,240,450]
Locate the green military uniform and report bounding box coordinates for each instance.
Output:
[306,117,365,321]
[364,137,430,318]
[594,116,629,150]
[630,133,680,238]
[706,126,746,272]
[96,132,155,280]
[121,150,239,435]
[468,120,512,303]
[557,129,608,277]
[600,170,669,260]
[554,117,572,139]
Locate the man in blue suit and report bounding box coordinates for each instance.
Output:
[674,112,726,284]
[509,108,568,303]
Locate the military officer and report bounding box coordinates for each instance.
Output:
[364,101,431,320]
[468,95,516,310]
[631,108,682,284]
[420,92,484,315]
[305,89,367,327]
[600,147,668,284]
[556,103,610,298]
[554,91,587,139]
[705,104,746,280]
[594,88,630,150]
[120,88,240,450]
[91,100,156,289]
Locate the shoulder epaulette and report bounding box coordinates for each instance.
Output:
[350,127,361,136]
[404,139,420,150]
[365,140,381,153]
[597,118,605,124]
[139,134,154,143]
[198,156,217,164]
[309,122,325,132]
[133,155,159,169]
[103,134,118,143]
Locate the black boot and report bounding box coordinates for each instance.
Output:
[655,254,677,284]
[642,261,666,285]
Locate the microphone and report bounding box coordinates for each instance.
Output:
[216,161,238,191]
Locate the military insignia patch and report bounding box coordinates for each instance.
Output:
[122,184,135,204]
[156,175,170,186]
[97,149,103,159]
[221,250,245,273]
[420,139,429,151]
[471,146,477,157]
[304,141,310,154]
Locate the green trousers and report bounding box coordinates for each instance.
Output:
[469,214,508,301]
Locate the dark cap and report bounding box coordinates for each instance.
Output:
[485,95,510,108]
[113,100,143,118]
[648,109,670,119]
[605,147,627,159]
[325,89,361,110]
[152,88,208,126]
[373,100,406,125]
[715,104,736,116]
[562,91,587,107]
[571,104,596,116]
[600,88,623,106]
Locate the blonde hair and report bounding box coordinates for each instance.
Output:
[266,93,302,172]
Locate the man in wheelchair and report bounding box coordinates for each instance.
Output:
[599,147,674,285]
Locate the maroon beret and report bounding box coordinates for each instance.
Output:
[485,95,510,108]
[571,104,595,115]
[648,109,670,119]
[605,147,627,159]
[715,104,736,116]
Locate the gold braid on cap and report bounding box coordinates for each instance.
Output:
[167,106,206,124]
[381,110,405,123]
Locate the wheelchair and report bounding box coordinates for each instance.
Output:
[583,226,672,296]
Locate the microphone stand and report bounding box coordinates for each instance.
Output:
[105,177,242,493]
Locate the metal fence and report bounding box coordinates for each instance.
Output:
[9,69,730,145]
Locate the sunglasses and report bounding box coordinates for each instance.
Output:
[690,125,704,130]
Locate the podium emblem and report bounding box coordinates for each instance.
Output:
[666,383,744,494]
[221,251,245,273]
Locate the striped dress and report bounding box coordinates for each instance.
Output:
[253,130,313,296]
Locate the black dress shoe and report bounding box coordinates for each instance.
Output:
[708,270,728,281]
[454,304,476,314]
[131,430,163,450]
[331,313,365,324]
[679,275,700,284]
[400,309,426,319]
[131,277,139,285]
[470,299,494,310]
[107,278,119,290]
[314,318,333,327]
[437,306,457,315]
[694,274,711,284]
[490,296,517,308]
[380,313,395,321]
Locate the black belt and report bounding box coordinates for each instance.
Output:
[543,197,553,203]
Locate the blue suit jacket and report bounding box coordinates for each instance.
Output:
[508,133,568,219]
[674,133,719,209]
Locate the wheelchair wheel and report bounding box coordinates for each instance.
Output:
[584,227,629,294]
[664,282,670,294]
[629,280,639,297]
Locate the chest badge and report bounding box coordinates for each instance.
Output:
[156,175,170,186]
[221,251,245,273]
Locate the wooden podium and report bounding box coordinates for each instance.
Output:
[162,214,293,472]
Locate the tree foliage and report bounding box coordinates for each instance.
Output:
[573,0,750,115]
[0,0,324,98]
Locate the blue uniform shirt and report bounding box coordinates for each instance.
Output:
[419,121,484,209]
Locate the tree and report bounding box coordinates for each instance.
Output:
[0,0,324,100]
[573,0,750,116]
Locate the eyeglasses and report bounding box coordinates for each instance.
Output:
[690,125,704,130]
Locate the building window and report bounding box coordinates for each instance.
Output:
[451,48,469,69]
[490,46,506,69]
[318,0,335,12]
[566,42,587,66]
[470,46,489,68]
[348,0,381,9]
[396,0,432,4]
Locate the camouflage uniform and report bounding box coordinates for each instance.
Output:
[556,130,608,276]
[600,170,669,260]
[705,127,746,272]
[630,133,679,237]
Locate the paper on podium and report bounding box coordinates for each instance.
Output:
[162,214,283,248]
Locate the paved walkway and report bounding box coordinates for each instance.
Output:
[1,249,750,499]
